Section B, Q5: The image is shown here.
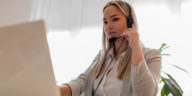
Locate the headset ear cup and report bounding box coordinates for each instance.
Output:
[127,18,129,28]
[127,17,133,28]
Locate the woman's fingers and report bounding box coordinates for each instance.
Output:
[132,24,136,28]
[121,28,131,36]
[121,24,137,37]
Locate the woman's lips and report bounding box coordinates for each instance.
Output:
[108,32,116,35]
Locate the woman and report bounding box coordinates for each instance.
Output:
[59,0,162,96]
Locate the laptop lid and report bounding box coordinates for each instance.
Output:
[0,20,60,96]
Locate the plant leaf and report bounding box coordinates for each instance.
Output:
[162,53,171,56]
[162,73,183,96]
[159,43,167,52]
[161,83,170,96]
[164,72,183,94]
[161,46,170,52]
[160,79,163,83]
[168,63,188,73]
[161,86,165,96]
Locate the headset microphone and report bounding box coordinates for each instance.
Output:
[109,36,120,43]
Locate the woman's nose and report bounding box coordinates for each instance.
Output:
[106,22,113,30]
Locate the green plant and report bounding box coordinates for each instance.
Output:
[158,43,188,96]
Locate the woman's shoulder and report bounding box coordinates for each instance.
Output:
[141,47,161,60]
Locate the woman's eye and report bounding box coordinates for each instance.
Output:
[112,18,119,22]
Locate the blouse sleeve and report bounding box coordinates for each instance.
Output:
[130,49,162,96]
[64,51,101,96]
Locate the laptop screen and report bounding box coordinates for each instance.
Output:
[0,20,60,96]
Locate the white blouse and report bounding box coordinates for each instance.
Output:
[93,48,128,96]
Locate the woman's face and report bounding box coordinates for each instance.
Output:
[103,5,127,39]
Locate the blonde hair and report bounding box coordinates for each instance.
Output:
[91,0,139,80]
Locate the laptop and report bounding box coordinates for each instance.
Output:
[0,20,61,96]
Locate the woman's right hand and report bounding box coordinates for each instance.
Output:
[59,84,72,96]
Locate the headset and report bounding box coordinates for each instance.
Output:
[126,3,133,28]
[92,3,134,96]
[109,3,133,43]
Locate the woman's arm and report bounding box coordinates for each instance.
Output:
[131,47,162,96]
[121,24,162,95]
[60,51,101,96]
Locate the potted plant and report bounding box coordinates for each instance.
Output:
[158,43,188,96]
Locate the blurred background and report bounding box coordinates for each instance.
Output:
[0,0,192,95]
